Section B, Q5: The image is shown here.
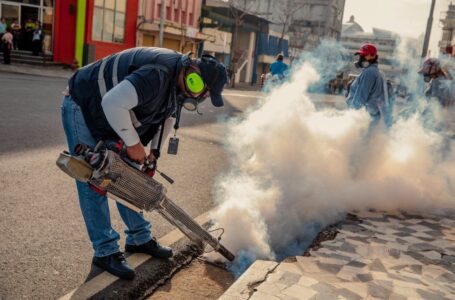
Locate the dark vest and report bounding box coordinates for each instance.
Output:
[68,47,183,145]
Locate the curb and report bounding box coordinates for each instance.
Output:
[91,237,201,300]
[218,260,279,300]
[0,65,72,79]
[59,211,212,300]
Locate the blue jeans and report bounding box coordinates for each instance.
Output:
[61,96,152,257]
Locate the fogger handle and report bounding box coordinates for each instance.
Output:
[156,170,174,184]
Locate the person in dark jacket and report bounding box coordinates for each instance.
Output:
[62,47,228,279]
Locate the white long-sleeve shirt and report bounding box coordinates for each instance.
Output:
[101,80,175,147]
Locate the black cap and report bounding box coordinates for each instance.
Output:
[197,55,228,107]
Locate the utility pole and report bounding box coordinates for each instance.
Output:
[421,0,436,58]
[159,0,165,47]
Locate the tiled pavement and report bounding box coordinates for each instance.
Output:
[219,211,455,300]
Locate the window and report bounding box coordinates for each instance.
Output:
[7,0,41,5]
[166,6,171,20]
[173,9,179,22]
[92,0,126,43]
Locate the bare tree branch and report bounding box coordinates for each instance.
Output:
[276,0,306,53]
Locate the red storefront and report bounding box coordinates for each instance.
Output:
[53,0,138,66]
[53,0,77,65]
[84,0,138,63]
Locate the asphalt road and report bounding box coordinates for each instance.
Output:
[0,72,261,300]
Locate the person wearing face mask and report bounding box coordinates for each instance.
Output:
[62,47,228,280]
[418,58,454,107]
[346,43,392,126]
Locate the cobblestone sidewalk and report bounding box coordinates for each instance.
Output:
[220,210,455,300]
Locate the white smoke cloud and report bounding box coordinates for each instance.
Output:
[207,45,455,276]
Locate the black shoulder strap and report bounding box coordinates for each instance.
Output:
[146,63,172,158]
[154,119,166,159]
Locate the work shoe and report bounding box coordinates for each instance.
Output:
[92,252,135,280]
[125,238,173,259]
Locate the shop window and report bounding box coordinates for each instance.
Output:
[92,0,126,43]
[42,6,54,54]
[6,0,41,5]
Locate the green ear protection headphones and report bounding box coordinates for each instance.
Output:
[185,71,205,94]
[178,53,209,111]
[180,53,207,97]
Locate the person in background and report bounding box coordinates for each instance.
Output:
[32,21,43,56]
[24,19,36,51]
[70,59,80,71]
[270,53,289,80]
[11,19,21,50]
[1,27,13,64]
[227,67,234,86]
[346,43,392,127]
[418,57,454,107]
[0,18,6,42]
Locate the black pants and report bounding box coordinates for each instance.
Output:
[3,43,11,64]
[32,40,42,56]
[12,31,21,50]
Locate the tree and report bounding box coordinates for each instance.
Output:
[225,0,260,87]
[275,0,306,54]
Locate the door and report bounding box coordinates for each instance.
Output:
[163,38,180,51]
[143,34,155,47]
[21,5,40,51]
[21,5,40,25]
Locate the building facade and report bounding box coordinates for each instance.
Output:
[0,0,138,66]
[201,24,232,66]
[439,4,455,55]
[288,0,345,52]
[202,0,290,85]
[82,0,138,64]
[137,0,206,54]
[0,0,55,54]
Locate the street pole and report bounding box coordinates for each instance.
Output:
[421,0,436,58]
[159,0,165,47]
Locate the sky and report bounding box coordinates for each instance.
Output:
[343,0,453,55]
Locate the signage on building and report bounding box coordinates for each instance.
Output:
[202,28,232,54]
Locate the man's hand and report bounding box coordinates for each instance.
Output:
[147,151,157,163]
[126,142,146,164]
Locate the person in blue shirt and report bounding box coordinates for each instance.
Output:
[0,17,6,39]
[270,53,288,79]
[346,43,392,126]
